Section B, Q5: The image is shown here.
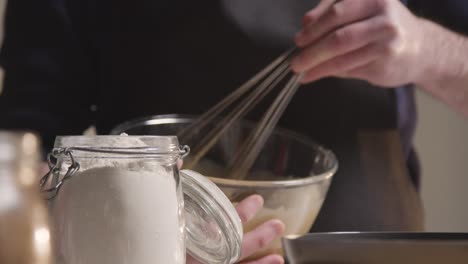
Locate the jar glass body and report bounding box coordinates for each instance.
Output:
[48,136,186,264]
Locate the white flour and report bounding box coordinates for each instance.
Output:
[50,136,185,264]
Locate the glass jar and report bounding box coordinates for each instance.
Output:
[0,132,52,264]
[40,135,242,264]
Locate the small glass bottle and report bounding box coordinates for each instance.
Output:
[0,132,52,264]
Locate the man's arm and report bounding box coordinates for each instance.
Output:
[414,19,468,117]
[0,0,96,151]
[292,0,468,118]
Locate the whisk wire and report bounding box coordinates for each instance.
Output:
[177,48,297,141]
[229,73,303,179]
[182,47,302,178]
[185,57,292,169]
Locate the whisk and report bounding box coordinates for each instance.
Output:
[178,47,303,180]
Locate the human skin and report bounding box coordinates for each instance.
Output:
[180,158,285,264]
[292,0,468,118]
[187,195,285,264]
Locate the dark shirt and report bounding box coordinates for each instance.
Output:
[0,0,467,231]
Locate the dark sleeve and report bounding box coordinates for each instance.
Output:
[0,0,97,151]
[408,0,468,35]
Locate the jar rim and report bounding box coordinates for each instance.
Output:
[53,135,188,157]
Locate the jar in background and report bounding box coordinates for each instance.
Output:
[0,132,52,264]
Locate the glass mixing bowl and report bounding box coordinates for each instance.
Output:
[111,114,338,258]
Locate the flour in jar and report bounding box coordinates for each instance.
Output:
[50,136,185,264]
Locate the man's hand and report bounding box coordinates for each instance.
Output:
[236,195,285,264]
[292,0,426,87]
[292,0,468,117]
[187,195,285,264]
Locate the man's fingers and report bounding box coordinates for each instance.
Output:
[292,15,394,73]
[241,254,284,264]
[301,43,382,83]
[296,0,384,47]
[235,194,264,223]
[240,219,286,260]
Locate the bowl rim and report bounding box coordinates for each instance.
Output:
[207,170,335,190]
[111,114,339,188]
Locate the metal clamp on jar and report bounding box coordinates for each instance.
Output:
[40,135,242,264]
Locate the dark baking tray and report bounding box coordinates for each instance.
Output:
[282,232,468,264]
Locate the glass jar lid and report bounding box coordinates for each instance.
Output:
[181,170,243,264]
